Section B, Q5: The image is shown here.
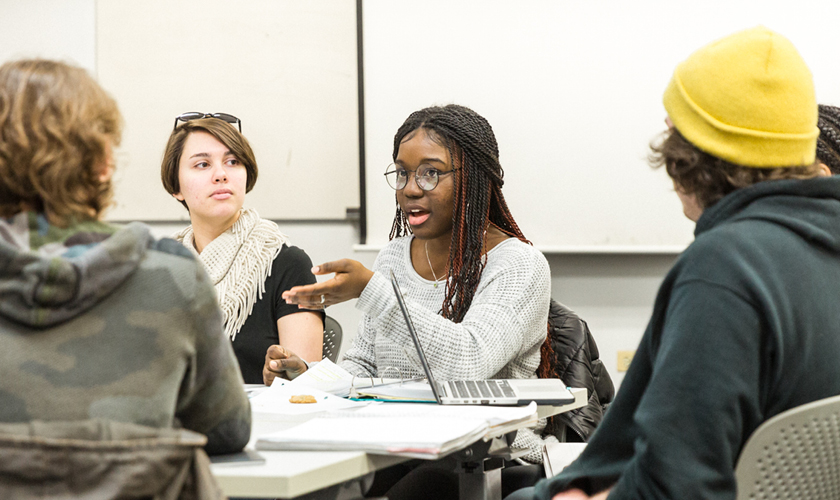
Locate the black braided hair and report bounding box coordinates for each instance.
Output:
[817,104,840,174]
[389,104,529,324]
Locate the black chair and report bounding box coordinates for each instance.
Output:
[541,299,614,443]
[322,315,343,363]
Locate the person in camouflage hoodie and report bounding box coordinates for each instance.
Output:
[0,59,250,456]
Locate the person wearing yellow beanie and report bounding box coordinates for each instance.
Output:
[520,27,840,500]
[651,26,831,222]
[664,26,819,168]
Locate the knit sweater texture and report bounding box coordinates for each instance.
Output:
[341,235,552,461]
[536,176,840,499]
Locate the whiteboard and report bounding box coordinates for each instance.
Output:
[362,0,840,250]
[0,0,95,74]
[96,0,359,222]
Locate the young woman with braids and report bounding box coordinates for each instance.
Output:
[817,104,840,174]
[266,104,553,497]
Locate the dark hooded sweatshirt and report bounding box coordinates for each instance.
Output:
[536,177,840,500]
[0,213,251,456]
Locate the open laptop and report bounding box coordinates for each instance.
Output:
[390,270,576,406]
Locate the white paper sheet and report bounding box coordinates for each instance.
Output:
[286,359,357,396]
[250,380,367,416]
[543,442,587,477]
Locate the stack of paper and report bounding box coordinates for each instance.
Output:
[328,402,538,437]
[256,416,488,459]
[255,402,538,459]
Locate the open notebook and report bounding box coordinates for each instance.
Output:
[390,270,575,406]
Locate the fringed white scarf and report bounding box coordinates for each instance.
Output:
[174,208,289,341]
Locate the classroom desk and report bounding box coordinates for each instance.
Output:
[211,387,587,499]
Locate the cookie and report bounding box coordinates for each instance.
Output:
[289,394,317,404]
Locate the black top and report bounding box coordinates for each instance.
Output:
[232,244,324,384]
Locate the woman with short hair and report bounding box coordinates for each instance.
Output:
[160,116,324,383]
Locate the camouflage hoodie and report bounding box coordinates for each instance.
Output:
[0,212,251,455]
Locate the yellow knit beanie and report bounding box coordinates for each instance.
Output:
[663,26,818,168]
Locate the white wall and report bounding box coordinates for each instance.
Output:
[0,0,95,71]
[362,0,840,251]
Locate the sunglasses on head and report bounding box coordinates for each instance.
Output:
[173,112,241,132]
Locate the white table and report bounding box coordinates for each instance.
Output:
[211,387,588,499]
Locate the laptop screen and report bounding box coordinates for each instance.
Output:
[389,270,443,403]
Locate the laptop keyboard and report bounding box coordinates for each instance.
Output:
[450,380,516,399]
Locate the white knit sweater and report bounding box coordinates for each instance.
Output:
[340,235,553,462]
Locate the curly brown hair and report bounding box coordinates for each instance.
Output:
[650,128,824,210]
[160,118,258,210]
[0,59,122,225]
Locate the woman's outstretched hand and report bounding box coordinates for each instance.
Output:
[263,345,308,385]
[282,259,374,308]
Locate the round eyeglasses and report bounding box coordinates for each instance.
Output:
[384,164,458,191]
[174,112,241,132]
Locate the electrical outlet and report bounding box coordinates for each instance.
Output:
[617,350,635,372]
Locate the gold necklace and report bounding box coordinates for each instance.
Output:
[424,240,445,288]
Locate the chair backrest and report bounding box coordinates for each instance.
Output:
[735,394,840,500]
[322,315,343,363]
[0,419,223,499]
[540,298,614,443]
